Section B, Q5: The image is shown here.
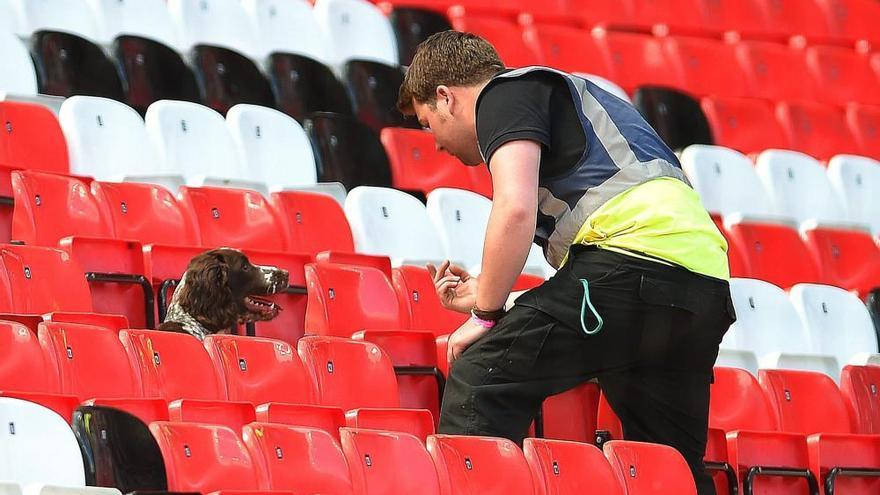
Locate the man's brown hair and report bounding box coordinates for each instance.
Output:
[397,30,504,115]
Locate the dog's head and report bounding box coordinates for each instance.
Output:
[171,248,289,332]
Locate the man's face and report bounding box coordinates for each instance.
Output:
[412,95,482,166]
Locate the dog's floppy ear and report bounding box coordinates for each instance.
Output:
[178,252,239,332]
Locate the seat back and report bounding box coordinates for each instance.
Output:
[270,191,355,255]
[38,322,140,401]
[710,366,778,432]
[663,36,746,98]
[91,181,200,246]
[344,408,434,442]
[0,102,69,174]
[0,321,57,394]
[847,104,880,161]
[603,440,697,495]
[243,423,354,494]
[304,112,393,189]
[700,96,789,155]
[524,438,624,495]
[114,37,201,117]
[725,278,811,357]
[805,45,880,107]
[345,186,444,265]
[58,96,160,181]
[340,428,441,495]
[392,266,468,336]
[0,398,85,484]
[427,434,537,495]
[205,334,316,405]
[426,188,492,273]
[178,186,286,250]
[226,104,317,190]
[759,369,855,434]
[723,220,822,288]
[167,399,255,433]
[343,61,415,132]
[734,41,813,102]
[255,403,346,438]
[87,0,180,48]
[790,284,878,369]
[522,24,609,76]
[150,421,262,492]
[594,31,681,93]
[0,245,92,313]
[827,155,880,236]
[166,0,257,55]
[7,0,99,38]
[31,31,125,100]
[305,262,405,337]
[145,100,247,183]
[314,0,398,67]
[190,45,277,117]
[0,31,37,95]
[298,336,400,410]
[755,149,848,224]
[242,0,328,63]
[776,101,861,160]
[801,226,880,296]
[680,145,773,218]
[840,365,880,434]
[119,329,224,401]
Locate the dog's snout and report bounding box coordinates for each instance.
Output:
[258,265,289,294]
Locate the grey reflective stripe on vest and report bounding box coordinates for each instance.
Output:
[482,67,689,268]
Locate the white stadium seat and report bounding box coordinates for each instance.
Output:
[827,154,880,237]
[22,487,121,495]
[0,30,38,96]
[0,398,85,485]
[345,186,445,267]
[242,0,329,63]
[760,353,841,382]
[226,104,318,192]
[167,0,259,56]
[59,96,173,185]
[789,283,880,375]
[577,73,631,103]
[313,0,399,69]
[714,349,760,376]
[85,0,180,48]
[680,145,774,218]
[7,0,100,39]
[146,100,266,193]
[755,149,850,226]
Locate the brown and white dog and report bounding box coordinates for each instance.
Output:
[159,248,289,340]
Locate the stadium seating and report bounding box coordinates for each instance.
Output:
[385,5,452,66]
[521,23,610,76]
[722,218,823,288]
[314,0,399,69]
[0,101,70,174]
[524,438,624,495]
[0,321,57,393]
[826,154,880,236]
[0,31,37,96]
[0,245,93,315]
[265,56,354,123]
[391,265,468,335]
[840,365,880,434]
[243,0,330,64]
[800,226,880,296]
[270,190,355,255]
[680,145,774,219]
[167,399,256,432]
[178,186,287,251]
[775,101,862,160]
[304,112,393,188]
[447,9,540,68]
[604,440,697,495]
[663,36,747,98]
[804,45,880,107]
[340,428,441,494]
[345,408,434,441]
[343,61,416,132]
[846,104,880,160]
[593,31,681,93]
[427,434,537,495]
[734,41,813,102]
[255,402,346,436]
[700,96,789,155]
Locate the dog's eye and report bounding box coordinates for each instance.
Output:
[242,264,251,271]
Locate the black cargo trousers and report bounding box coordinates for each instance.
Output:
[438,244,736,495]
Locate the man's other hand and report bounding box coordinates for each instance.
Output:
[447,317,490,367]
[427,260,478,313]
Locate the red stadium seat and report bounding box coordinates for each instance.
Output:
[168,399,256,433]
[298,336,400,410]
[753,0,834,41]
[119,329,225,401]
[240,249,311,343]
[345,407,434,441]
[42,312,130,332]
[38,322,141,401]
[759,369,880,494]
[178,186,287,251]
[0,244,92,314]
[541,382,600,443]
[242,423,354,494]
[269,191,355,256]
[84,397,169,424]
[0,320,58,393]
[204,334,316,405]
[427,434,537,495]
[776,101,862,160]
[813,0,880,44]
[710,367,779,433]
[521,24,610,76]
[801,226,880,297]
[662,36,747,97]
[735,41,814,102]
[0,101,69,174]
[567,0,634,28]
[255,403,346,438]
[340,427,442,495]
[11,171,153,327]
[723,219,823,289]
[804,45,880,107]
[91,181,201,246]
[150,421,263,492]
[524,438,624,495]
[840,365,880,434]
[846,103,880,160]
[603,440,697,495]
[701,96,789,155]
[391,266,468,336]
[593,31,682,93]
[380,128,492,199]
[447,8,541,68]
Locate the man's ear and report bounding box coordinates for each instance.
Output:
[436,85,452,111]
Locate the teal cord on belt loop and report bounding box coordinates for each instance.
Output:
[579,279,603,335]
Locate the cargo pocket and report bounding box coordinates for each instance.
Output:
[494,310,556,377]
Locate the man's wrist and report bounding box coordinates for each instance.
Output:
[471,305,506,322]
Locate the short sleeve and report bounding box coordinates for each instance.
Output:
[476,76,554,165]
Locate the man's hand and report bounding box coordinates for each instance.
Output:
[427,260,478,313]
[447,317,490,367]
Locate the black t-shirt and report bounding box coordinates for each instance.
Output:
[475,71,586,178]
